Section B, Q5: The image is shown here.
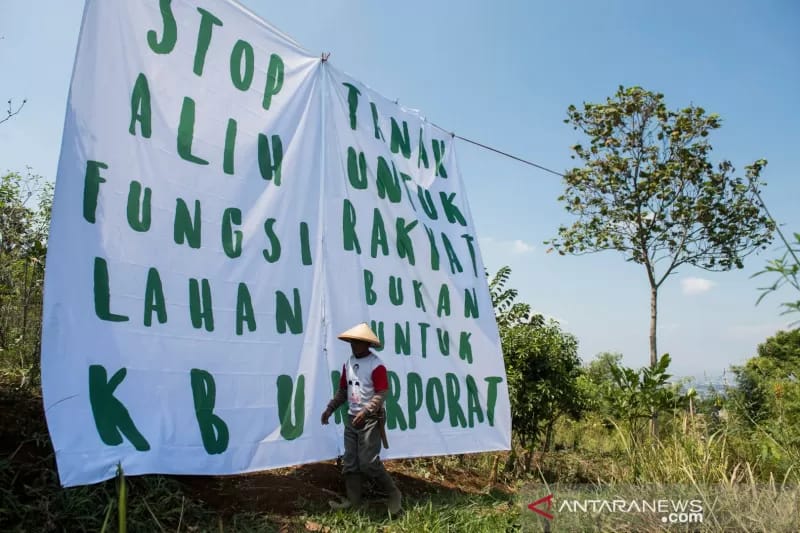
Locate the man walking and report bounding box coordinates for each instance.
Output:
[321,322,402,514]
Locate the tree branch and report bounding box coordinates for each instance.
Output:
[0,98,27,126]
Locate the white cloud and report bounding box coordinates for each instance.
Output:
[479,236,535,255]
[511,239,535,254]
[681,277,716,295]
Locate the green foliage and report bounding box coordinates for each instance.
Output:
[584,352,686,442]
[549,86,775,367]
[488,265,532,329]
[0,170,52,385]
[730,329,800,455]
[552,86,774,273]
[753,232,800,323]
[490,268,587,454]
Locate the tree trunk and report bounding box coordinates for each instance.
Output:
[649,285,658,368]
[649,284,658,437]
[542,419,555,453]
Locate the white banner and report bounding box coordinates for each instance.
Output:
[42,0,511,487]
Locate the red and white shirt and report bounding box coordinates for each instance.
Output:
[339,352,388,415]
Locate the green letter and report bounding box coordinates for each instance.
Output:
[127,180,151,232]
[390,118,411,158]
[262,54,284,110]
[342,83,360,130]
[417,128,430,169]
[459,331,473,364]
[407,372,423,429]
[437,328,450,356]
[396,217,418,265]
[276,289,303,334]
[129,73,152,137]
[437,283,451,317]
[464,288,479,319]
[189,278,214,331]
[418,187,438,220]
[300,222,312,265]
[144,267,166,326]
[193,8,223,76]
[370,208,389,258]
[424,225,440,271]
[347,147,368,189]
[94,257,129,322]
[222,207,242,258]
[331,370,347,424]
[190,369,229,454]
[364,269,377,305]
[376,157,402,203]
[370,320,385,352]
[147,0,177,54]
[465,375,484,427]
[439,192,466,226]
[258,134,283,185]
[223,119,237,175]
[432,138,448,177]
[425,377,445,423]
[389,275,403,306]
[370,102,384,140]
[484,376,503,427]
[395,321,410,355]
[277,374,305,440]
[418,322,430,358]
[385,371,407,431]
[83,160,107,224]
[236,282,256,335]
[230,39,254,90]
[174,198,202,249]
[445,373,467,428]
[89,365,150,450]
[461,234,478,277]
[442,233,463,274]
[262,218,282,263]
[413,280,426,311]
[177,97,209,165]
[342,199,361,253]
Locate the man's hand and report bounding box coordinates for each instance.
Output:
[321,408,332,425]
[352,410,367,429]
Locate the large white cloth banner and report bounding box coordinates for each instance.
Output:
[42,0,511,487]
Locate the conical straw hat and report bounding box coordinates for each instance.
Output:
[337,322,381,347]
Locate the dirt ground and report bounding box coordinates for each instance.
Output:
[1,379,509,519]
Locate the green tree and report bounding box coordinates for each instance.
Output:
[605,354,684,442]
[488,265,532,329]
[729,329,800,468]
[581,351,623,413]
[732,329,800,426]
[549,86,775,370]
[489,267,587,468]
[0,169,52,384]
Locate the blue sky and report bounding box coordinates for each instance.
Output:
[1,0,798,377]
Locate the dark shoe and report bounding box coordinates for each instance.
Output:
[328,473,364,510]
[387,487,402,515]
[375,470,401,515]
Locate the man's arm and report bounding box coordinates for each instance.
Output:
[321,365,347,424]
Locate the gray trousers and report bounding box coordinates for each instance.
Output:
[342,414,394,487]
